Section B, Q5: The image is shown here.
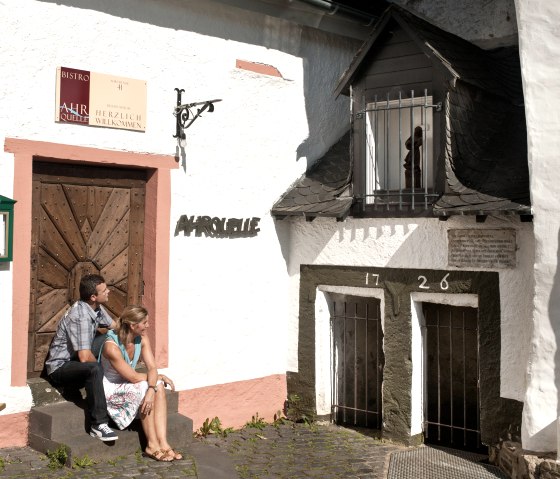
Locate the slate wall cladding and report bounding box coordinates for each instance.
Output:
[288,264,522,446]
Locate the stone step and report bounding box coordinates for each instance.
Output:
[28,386,193,463]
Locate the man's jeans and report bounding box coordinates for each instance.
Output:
[49,361,109,427]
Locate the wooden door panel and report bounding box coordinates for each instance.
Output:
[101,249,129,285]
[128,187,145,303]
[80,218,93,243]
[29,162,146,377]
[39,214,77,270]
[37,281,53,298]
[37,250,69,287]
[34,334,56,371]
[86,190,130,259]
[41,184,86,261]
[36,289,69,329]
[63,184,89,230]
[95,214,130,269]
[37,306,69,334]
[88,187,113,226]
[107,288,127,317]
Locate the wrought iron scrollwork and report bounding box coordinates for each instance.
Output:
[173,88,221,140]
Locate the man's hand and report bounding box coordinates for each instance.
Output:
[77,349,97,363]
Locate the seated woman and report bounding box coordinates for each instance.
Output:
[99,305,183,461]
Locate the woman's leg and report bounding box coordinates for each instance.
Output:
[153,384,182,460]
[140,384,172,462]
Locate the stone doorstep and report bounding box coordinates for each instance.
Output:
[493,441,560,479]
[28,387,193,464]
[28,412,193,464]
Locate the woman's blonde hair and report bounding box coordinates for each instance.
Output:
[114,305,148,345]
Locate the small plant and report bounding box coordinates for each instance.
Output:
[46,444,69,469]
[73,454,95,468]
[285,393,312,424]
[194,416,233,438]
[244,412,267,430]
[107,455,126,466]
[272,409,286,427]
[0,457,4,471]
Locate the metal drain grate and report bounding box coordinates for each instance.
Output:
[388,446,508,479]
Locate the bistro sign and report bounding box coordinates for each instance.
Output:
[55,66,147,132]
[175,215,261,239]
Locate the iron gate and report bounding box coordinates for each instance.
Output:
[423,303,483,452]
[330,294,383,429]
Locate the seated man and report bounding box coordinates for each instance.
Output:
[45,273,119,441]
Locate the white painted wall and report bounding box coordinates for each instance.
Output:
[514,0,560,453]
[0,0,556,455]
[0,0,358,412]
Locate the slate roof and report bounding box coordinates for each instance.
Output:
[335,5,523,103]
[434,78,530,216]
[272,4,530,220]
[271,132,353,220]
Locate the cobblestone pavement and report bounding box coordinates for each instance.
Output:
[200,422,402,478]
[0,422,505,479]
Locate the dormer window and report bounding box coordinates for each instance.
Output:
[364,90,440,209]
[272,5,530,223]
[332,5,530,219]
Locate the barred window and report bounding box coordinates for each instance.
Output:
[364,90,441,209]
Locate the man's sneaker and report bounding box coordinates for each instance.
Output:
[90,423,118,441]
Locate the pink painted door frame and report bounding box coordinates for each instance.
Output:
[5,138,178,386]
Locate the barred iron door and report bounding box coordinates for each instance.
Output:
[424,303,483,452]
[331,294,383,429]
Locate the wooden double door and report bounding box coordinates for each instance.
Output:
[28,161,147,377]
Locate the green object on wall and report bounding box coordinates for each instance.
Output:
[0,195,16,262]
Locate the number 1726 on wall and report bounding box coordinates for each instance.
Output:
[365,273,450,291]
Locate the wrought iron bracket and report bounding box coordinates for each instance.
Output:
[173,88,222,140]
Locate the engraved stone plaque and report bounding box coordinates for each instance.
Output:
[448,229,516,269]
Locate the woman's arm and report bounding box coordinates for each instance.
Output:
[102,342,147,383]
[139,335,159,389]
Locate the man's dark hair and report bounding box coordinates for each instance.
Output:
[79,274,106,301]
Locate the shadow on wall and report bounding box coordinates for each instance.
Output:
[273,217,427,279]
[294,27,358,169]
[37,0,358,170]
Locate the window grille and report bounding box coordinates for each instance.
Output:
[362,90,441,210]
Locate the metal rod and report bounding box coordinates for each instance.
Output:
[361,102,442,112]
[423,89,428,209]
[385,93,390,197]
[463,310,467,446]
[343,302,347,424]
[354,303,357,425]
[374,96,379,199]
[410,90,415,209]
[437,307,441,441]
[365,302,369,428]
[449,307,453,445]
[398,92,403,210]
[377,302,382,428]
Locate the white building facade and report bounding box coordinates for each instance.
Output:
[0,0,558,457]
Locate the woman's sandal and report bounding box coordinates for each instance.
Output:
[142,449,174,462]
[162,448,183,460]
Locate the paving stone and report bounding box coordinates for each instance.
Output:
[0,423,505,478]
